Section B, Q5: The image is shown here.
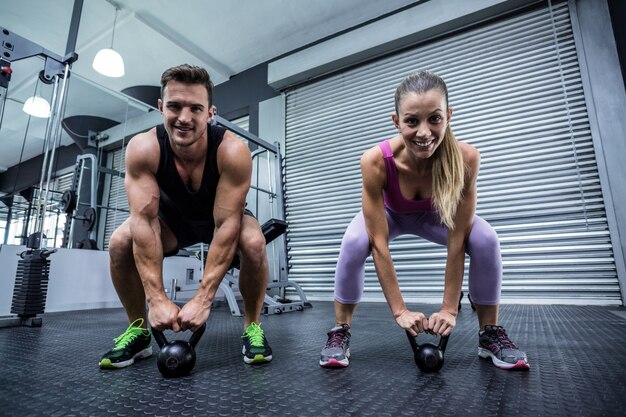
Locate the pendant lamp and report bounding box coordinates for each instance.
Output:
[92,6,125,77]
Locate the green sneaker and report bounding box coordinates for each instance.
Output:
[99,318,152,369]
[241,322,272,364]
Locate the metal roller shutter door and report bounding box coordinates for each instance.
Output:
[284,2,620,304]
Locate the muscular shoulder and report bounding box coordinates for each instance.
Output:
[217,130,252,175]
[125,128,160,175]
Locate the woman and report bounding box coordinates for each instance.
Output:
[319,71,529,370]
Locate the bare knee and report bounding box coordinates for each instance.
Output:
[109,224,133,262]
[239,230,267,269]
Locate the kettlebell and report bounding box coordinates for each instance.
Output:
[405,330,449,373]
[152,323,206,378]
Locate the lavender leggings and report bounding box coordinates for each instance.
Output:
[334,209,502,305]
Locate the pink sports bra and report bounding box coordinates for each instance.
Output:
[378,140,434,213]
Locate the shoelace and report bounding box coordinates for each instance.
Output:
[243,323,265,346]
[325,328,347,348]
[493,326,518,350]
[113,318,147,349]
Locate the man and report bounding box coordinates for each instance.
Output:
[99,64,272,369]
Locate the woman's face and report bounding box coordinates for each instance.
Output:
[392,90,452,160]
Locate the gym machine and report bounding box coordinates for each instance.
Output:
[0,0,84,328]
[59,154,100,249]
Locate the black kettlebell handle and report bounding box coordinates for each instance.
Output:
[151,323,206,348]
[405,330,449,353]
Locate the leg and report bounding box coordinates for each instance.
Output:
[465,217,529,369]
[237,214,269,328]
[332,208,411,324]
[237,214,273,364]
[321,210,405,367]
[334,300,358,326]
[464,216,502,330]
[320,211,370,367]
[108,219,147,327]
[475,304,499,330]
[101,216,178,369]
[333,210,372,324]
[108,217,179,328]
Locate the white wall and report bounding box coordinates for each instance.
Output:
[0,245,204,314]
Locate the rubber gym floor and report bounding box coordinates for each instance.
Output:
[1,301,625,417]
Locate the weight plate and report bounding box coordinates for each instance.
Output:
[81,207,97,231]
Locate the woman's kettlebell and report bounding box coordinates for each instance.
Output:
[405,330,449,372]
[151,323,206,378]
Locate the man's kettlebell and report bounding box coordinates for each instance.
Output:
[405,330,449,372]
[151,323,206,378]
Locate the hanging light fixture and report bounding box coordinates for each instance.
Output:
[22,96,51,118]
[22,78,50,118]
[92,5,125,77]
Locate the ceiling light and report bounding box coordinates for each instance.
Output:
[22,96,51,118]
[93,48,125,77]
[92,6,125,78]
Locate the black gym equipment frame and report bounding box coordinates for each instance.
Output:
[0,0,84,328]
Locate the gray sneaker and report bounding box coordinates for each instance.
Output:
[478,325,529,370]
[320,324,350,368]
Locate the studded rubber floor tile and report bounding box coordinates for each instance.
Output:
[0,302,625,416]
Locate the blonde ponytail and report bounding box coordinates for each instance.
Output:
[431,125,465,229]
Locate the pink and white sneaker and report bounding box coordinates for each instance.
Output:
[478,325,530,370]
[320,324,351,368]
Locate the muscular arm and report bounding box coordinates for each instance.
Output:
[361,148,407,318]
[124,130,180,331]
[197,132,252,304]
[125,130,166,304]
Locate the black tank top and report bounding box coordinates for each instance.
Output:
[155,123,226,222]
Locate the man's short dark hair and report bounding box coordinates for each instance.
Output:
[160,64,214,107]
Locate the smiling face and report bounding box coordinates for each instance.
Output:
[158,80,214,149]
[392,89,452,160]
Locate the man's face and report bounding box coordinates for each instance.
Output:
[158,80,214,148]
